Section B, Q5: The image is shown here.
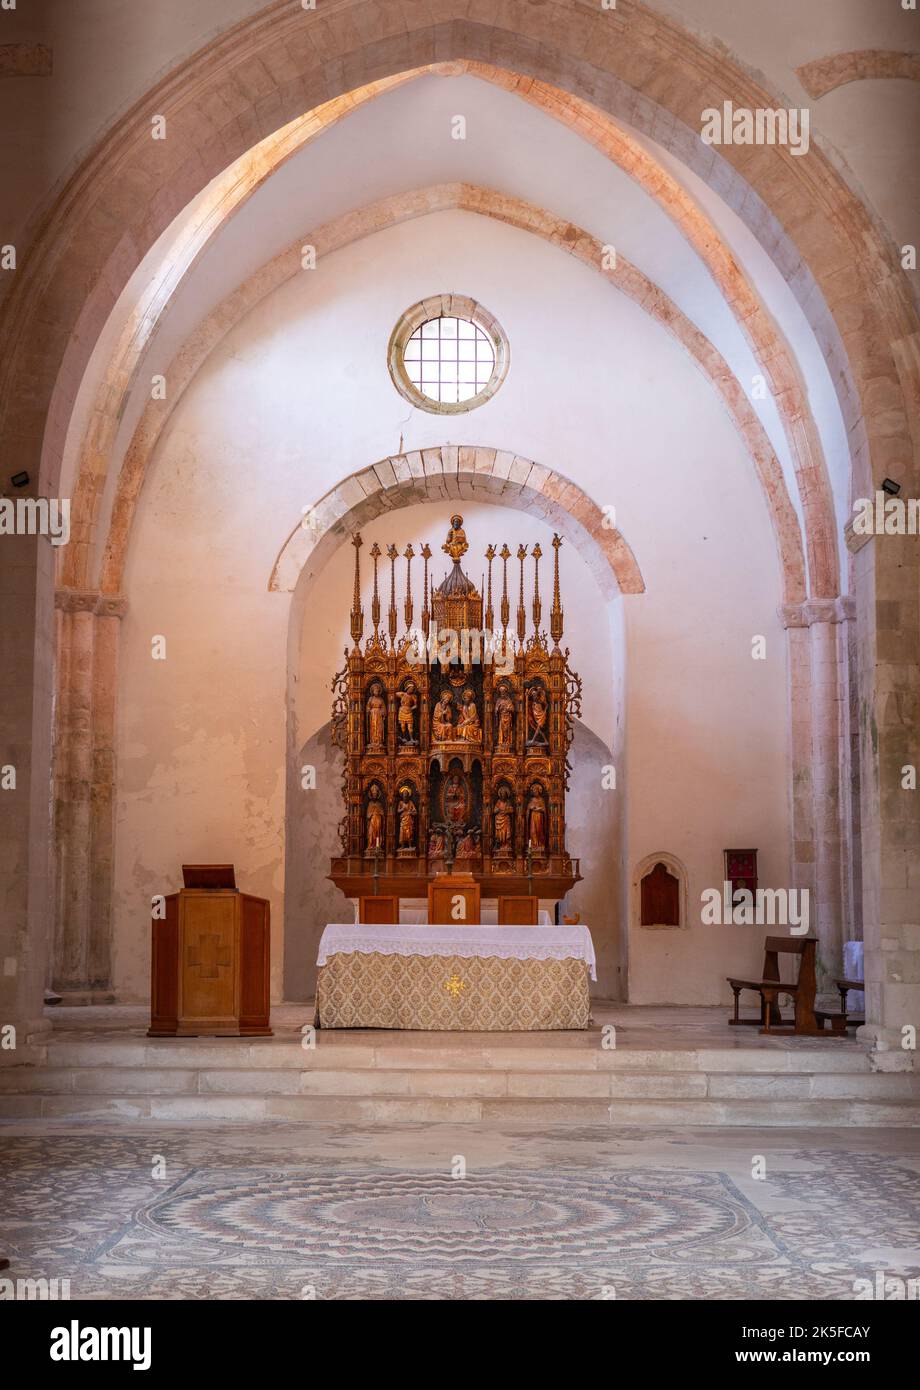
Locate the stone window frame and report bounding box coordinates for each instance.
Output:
[632,852,690,931]
[387,294,510,415]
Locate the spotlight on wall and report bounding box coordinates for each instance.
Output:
[881,478,901,497]
[10,471,29,488]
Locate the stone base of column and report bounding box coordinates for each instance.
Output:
[52,988,116,1007]
[857,1023,917,1070]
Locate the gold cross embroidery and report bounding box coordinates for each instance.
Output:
[443,971,466,1000]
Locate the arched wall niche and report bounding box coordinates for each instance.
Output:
[283,495,628,1001]
[633,852,690,933]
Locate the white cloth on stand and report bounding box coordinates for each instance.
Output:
[843,940,864,1012]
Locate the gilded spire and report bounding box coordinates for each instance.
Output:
[404,543,415,631]
[420,543,431,638]
[485,544,495,632]
[369,541,381,634]
[499,543,510,640]
[532,541,542,633]
[350,534,364,648]
[387,543,398,646]
[551,533,564,648]
[516,544,528,644]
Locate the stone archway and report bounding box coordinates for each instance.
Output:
[270,446,645,599]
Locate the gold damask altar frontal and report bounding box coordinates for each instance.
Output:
[315,952,591,1031]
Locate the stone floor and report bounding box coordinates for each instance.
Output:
[35,1000,869,1050]
[3,1003,916,1299]
[2,1118,919,1300]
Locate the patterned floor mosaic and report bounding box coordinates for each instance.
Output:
[2,1129,919,1299]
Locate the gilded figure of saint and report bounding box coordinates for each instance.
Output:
[457,688,481,743]
[397,681,418,743]
[492,785,514,854]
[494,683,515,749]
[366,681,387,748]
[432,690,454,742]
[455,828,479,859]
[366,783,385,853]
[526,685,549,745]
[444,771,467,826]
[396,786,417,849]
[526,782,548,853]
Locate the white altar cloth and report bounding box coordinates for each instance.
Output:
[317,922,597,980]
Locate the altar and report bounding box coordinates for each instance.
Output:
[314,922,596,1031]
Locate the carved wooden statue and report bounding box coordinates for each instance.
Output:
[366,682,386,749]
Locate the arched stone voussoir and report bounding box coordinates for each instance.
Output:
[270,447,646,600]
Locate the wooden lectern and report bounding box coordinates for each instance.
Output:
[149,864,272,1037]
[428,872,481,926]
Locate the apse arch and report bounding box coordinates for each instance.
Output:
[63,69,826,604]
[4,0,912,613]
[95,185,805,604]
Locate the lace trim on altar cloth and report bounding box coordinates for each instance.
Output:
[317,924,597,981]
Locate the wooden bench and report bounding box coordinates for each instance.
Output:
[727,935,819,1035]
[815,976,865,1034]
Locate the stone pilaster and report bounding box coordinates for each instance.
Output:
[851,330,920,1066]
[52,588,127,1004]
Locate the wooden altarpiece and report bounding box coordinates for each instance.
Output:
[328,516,583,909]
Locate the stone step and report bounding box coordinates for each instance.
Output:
[0,1091,918,1126]
[1,1063,916,1100]
[41,1039,874,1074]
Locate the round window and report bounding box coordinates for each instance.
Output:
[388,295,509,415]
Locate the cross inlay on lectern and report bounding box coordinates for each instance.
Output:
[186,932,231,978]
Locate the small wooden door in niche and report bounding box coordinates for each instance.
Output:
[640,861,680,928]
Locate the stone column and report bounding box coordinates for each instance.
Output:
[849,329,920,1066]
[0,533,55,1067]
[52,588,126,1003]
[781,598,852,993]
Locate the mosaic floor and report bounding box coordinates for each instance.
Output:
[2,1124,919,1299]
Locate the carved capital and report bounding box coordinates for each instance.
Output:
[55,588,127,618]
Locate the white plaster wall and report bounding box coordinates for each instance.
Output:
[113,210,788,1004]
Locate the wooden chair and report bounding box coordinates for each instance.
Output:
[358,894,399,924]
[727,935,819,1035]
[498,894,539,925]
